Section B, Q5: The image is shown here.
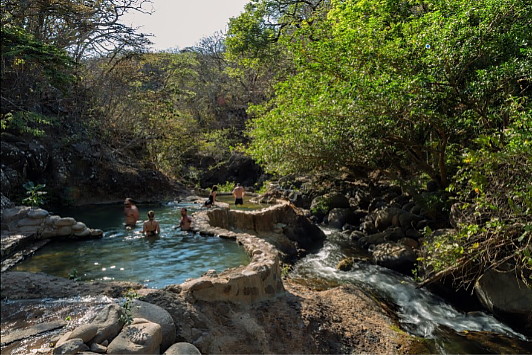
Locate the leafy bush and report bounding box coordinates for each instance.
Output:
[21,181,47,208]
[217,181,237,193]
[418,115,532,288]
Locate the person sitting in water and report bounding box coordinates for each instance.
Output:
[124,198,140,228]
[232,183,245,206]
[204,185,218,208]
[143,210,160,236]
[179,208,192,231]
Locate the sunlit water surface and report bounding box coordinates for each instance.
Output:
[12,201,250,288]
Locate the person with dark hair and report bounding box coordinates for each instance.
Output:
[124,198,139,228]
[232,183,245,206]
[143,210,160,236]
[204,185,218,207]
[179,208,192,231]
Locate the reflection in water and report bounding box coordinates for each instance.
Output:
[13,202,250,288]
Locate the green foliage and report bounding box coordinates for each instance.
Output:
[280,263,292,278]
[413,191,451,220]
[1,25,77,120]
[1,0,151,60]
[418,115,532,287]
[244,0,531,187]
[120,289,139,326]
[1,112,55,137]
[255,180,272,194]
[21,181,47,208]
[232,0,531,290]
[310,196,330,216]
[1,25,75,83]
[226,1,278,66]
[217,181,237,193]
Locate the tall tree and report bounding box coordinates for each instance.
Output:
[1,0,152,61]
[242,0,531,188]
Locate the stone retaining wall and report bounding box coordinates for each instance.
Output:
[1,206,103,272]
[180,203,325,304]
[1,206,103,239]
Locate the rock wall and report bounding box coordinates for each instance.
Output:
[180,203,326,304]
[194,202,325,260]
[0,132,185,206]
[1,206,103,272]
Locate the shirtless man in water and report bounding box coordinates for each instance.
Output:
[232,183,245,206]
[124,198,140,228]
[142,210,160,236]
[179,208,192,231]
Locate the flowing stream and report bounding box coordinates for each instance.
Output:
[291,229,532,353]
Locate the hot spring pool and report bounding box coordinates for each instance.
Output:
[12,202,250,288]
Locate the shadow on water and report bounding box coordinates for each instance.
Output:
[12,202,250,289]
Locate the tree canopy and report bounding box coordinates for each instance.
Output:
[233,0,530,189]
[227,0,531,287]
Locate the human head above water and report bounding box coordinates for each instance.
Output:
[124,198,135,206]
[147,210,155,220]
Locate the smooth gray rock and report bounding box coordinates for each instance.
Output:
[107,318,162,354]
[1,320,66,345]
[27,208,49,219]
[130,299,176,352]
[91,303,126,344]
[53,338,89,355]
[89,342,107,353]
[372,242,417,274]
[475,268,532,336]
[69,323,99,343]
[164,342,202,355]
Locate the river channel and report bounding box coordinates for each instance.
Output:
[291,229,532,353]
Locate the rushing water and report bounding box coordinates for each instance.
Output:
[290,229,532,353]
[12,201,250,288]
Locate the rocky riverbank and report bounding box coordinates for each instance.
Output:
[1,271,427,354]
[258,175,532,337]
[1,200,426,354]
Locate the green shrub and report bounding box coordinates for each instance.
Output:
[418,115,532,288]
[21,181,47,208]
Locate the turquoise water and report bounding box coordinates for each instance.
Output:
[12,202,250,289]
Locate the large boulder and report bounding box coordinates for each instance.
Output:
[52,338,88,355]
[163,342,201,355]
[474,268,532,336]
[371,242,417,275]
[91,303,126,344]
[107,318,162,354]
[130,299,176,352]
[326,208,352,229]
[310,193,350,219]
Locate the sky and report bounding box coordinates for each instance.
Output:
[122,0,250,51]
